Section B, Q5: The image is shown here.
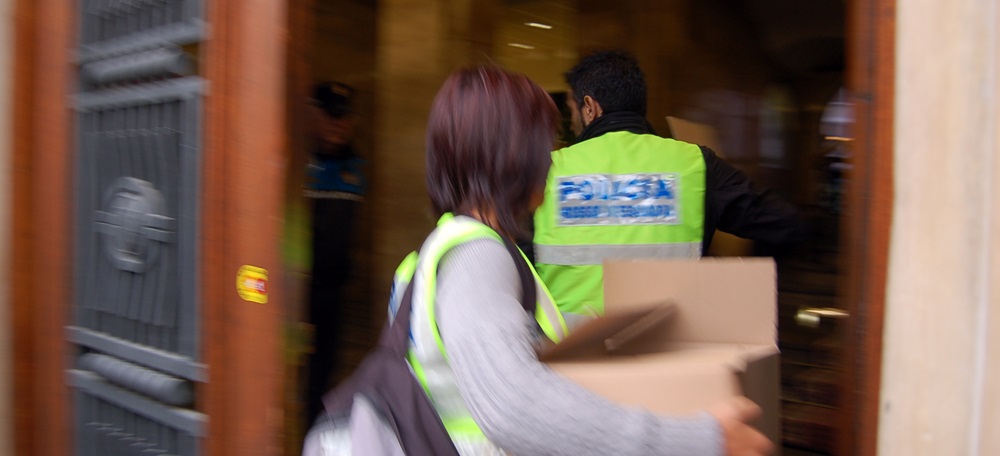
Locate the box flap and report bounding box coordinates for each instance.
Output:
[547,349,746,415]
[546,345,781,444]
[602,258,776,345]
[740,350,782,447]
[538,302,676,361]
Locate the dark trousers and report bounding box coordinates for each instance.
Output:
[305,198,358,423]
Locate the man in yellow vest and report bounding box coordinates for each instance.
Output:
[534,50,804,316]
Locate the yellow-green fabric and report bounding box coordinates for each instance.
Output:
[400,214,568,444]
[281,197,312,270]
[534,132,707,315]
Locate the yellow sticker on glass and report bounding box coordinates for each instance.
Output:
[236,265,268,304]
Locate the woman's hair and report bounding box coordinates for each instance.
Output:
[426,65,560,239]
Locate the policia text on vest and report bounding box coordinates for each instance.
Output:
[534,132,706,316]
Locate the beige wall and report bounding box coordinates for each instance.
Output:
[371,0,499,314]
[492,0,578,93]
[0,0,11,451]
[880,0,1000,453]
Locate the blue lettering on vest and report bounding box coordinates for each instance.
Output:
[557,173,680,226]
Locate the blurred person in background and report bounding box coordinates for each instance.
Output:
[304,64,771,456]
[533,50,804,317]
[304,81,367,424]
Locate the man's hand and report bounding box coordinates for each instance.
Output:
[708,396,774,456]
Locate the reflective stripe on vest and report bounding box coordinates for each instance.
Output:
[403,213,568,447]
[533,132,706,316]
[534,242,702,265]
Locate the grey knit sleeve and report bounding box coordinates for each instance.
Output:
[436,238,723,456]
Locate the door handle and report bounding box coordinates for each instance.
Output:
[795,307,850,328]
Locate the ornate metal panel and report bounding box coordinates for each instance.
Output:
[70,1,206,455]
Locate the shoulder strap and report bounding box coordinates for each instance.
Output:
[501,236,536,314]
[385,276,416,355]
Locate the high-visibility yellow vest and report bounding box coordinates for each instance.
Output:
[392,213,568,454]
[533,131,706,316]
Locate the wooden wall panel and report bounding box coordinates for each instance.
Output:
[203,0,288,454]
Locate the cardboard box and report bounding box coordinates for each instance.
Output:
[540,258,781,448]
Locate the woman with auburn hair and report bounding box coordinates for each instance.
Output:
[304,65,771,456]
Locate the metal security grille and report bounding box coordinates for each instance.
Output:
[69,1,206,455]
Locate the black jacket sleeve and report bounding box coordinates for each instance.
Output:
[701,146,805,254]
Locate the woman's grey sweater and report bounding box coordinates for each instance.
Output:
[435,238,723,455]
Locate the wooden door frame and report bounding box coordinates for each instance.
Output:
[201,0,288,454]
[841,0,895,454]
[11,0,73,454]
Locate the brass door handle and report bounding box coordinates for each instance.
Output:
[795,307,850,328]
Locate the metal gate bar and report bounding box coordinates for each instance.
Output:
[72,1,206,454]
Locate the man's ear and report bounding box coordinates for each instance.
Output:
[582,95,603,124]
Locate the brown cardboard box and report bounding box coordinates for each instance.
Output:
[541,258,781,449]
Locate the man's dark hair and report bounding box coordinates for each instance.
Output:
[311,81,354,118]
[565,50,647,116]
[426,65,560,239]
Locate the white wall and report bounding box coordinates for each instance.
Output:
[880,0,1000,453]
[0,0,13,453]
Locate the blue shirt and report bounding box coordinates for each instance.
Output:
[307,156,367,195]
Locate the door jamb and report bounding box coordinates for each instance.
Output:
[10,0,74,454]
[840,0,895,454]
